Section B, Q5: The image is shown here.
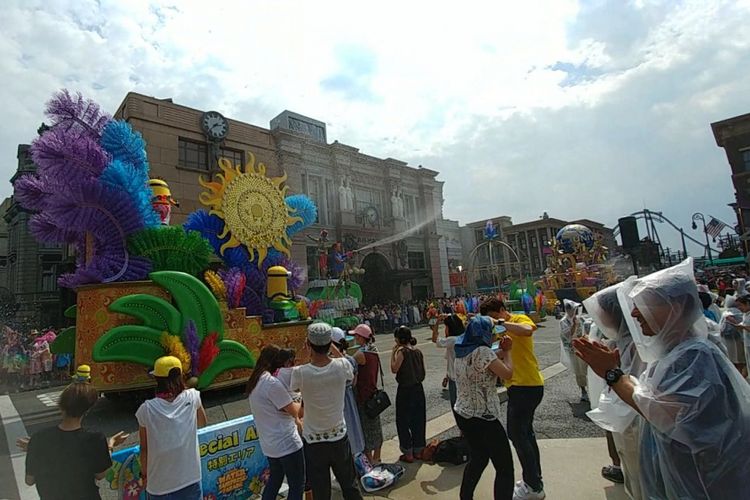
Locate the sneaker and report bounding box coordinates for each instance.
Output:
[513,481,546,500]
[601,465,624,484]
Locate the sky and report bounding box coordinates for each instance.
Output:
[2,0,750,255]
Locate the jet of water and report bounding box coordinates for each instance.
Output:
[355,216,437,252]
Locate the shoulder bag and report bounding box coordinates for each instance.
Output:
[364,354,391,418]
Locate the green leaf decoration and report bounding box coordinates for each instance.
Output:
[196,340,255,389]
[109,294,180,334]
[150,271,224,341]
[92,325,165,367]
[128,226,213,277]
[50,326,75,354]
[64,305,77,319]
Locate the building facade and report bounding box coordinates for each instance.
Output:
[112,93,449,303]
[460,213,615,291]
[711,112,750,250]
[3,145,70,328]
[437,218,464,295]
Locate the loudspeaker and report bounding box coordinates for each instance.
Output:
[618,217,640,250]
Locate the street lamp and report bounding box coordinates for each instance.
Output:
[691,212,713,265]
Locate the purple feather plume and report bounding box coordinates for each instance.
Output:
[44,89,111,139]
[280,258,305,292]
[31,127,109,182]
[46,179,149,286]
[221,268,243,309]
[242,286,265,316]
[58,256,151,288]
[29,213,80,244]
[13,174,57,212]
[183,320,201,377]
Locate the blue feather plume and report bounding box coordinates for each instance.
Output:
[285,194,317,236]
[100,121,149,174]
[100,159,160,227]
[184,210,228,255]
[224,246,253,271]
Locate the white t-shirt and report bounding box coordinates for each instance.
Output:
[437,336,458,381]
[275,367,302,403]
[290,358,353,443]
[135,388,202,495]
[248,372,303,458]
[453,347,503,421]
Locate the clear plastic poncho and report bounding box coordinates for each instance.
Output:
[718,295,743,340]
[623,258,750,499]
[583,280,645,432]
[559,299,582,367]
[732,277,748,297]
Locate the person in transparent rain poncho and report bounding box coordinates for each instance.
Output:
[582,280,646,500]
[574,258,750,500]
[559,299,589,402]
[718,294,747,375]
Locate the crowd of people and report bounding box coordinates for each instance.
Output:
[353,294,495,335]
[15,258,750,500]
[0,326,72,392]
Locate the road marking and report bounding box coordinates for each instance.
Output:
[0,395,38,500]
[37,391,62,408]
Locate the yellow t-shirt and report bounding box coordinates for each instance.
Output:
[504,313,544,388]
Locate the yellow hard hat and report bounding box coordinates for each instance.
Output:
[150,356,182,377]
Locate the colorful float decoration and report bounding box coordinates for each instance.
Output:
[148,178,179,225]
[304,239,365,329]
[16,90,317,392]
[539,223,615,306]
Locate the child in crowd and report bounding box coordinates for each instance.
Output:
[22,365,129,500]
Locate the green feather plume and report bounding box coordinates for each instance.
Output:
[128,226,212,277]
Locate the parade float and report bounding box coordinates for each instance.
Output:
[17,90,317,393]
[303,231,365,329]
[539,223,615,307]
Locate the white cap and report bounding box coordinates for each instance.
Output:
[331,327,346,343]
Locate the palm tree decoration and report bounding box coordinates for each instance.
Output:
[93,270,254,388]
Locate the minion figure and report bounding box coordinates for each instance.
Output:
[148,178,179,225]
[73,364,91,383]
[266,266,300,323]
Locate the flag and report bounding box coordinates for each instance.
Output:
[705,217,727,239]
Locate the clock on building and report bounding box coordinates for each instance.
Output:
[364,206,379,227]
[201,111,228,140]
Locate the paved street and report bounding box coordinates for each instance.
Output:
[0,319,609,499]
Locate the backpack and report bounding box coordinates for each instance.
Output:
[360,463,405,492]
[433,437,471,465]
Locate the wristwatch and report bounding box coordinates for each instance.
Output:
[605,368,624,386]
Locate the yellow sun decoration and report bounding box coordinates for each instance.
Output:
[199,154,301,266]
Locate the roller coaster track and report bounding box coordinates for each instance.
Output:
[613,209,722,254]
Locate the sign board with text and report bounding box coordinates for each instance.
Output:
[106,415,269,499]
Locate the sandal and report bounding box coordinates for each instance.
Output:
[601,465,624,484]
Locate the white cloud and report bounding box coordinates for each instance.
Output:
[1,0,749,254]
